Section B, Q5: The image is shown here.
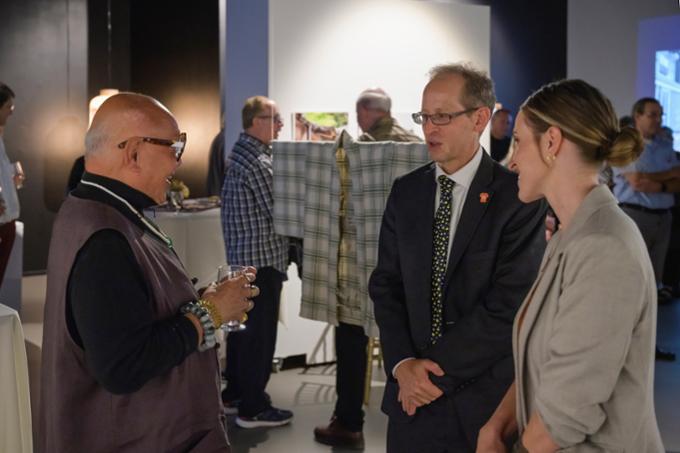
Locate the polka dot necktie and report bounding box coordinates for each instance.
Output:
[431,175,455,343]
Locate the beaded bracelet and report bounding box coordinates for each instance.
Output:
[180,302,217,352]
[198,298,223,328]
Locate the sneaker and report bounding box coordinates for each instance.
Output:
[223,399,240,416]
[236,407,293,428]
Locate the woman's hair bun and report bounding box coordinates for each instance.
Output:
[604,126,643,168]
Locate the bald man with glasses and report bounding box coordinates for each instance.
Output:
[40,93,254,452]
[369,64,546,452]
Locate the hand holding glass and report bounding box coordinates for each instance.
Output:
[216,264,257,332]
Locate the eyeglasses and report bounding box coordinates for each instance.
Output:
[256,114,283,124]
[412,107,481,126]
[117,132,187,161]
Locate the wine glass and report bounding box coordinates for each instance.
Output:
[217,264,248,332]
[12,161,24,189]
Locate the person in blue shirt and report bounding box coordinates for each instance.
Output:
[612,97,680,361]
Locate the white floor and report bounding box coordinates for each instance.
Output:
[20,275,680,452]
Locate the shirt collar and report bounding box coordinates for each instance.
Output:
[435,145,483,189]
[240,132,272,157]
[74,172,157,212]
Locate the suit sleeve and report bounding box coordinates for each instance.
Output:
[424,198,547,381]
[369,180,416,377]
[533,234,649,447]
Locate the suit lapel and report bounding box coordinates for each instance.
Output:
[406,164,436,329]
[442,152,494,292]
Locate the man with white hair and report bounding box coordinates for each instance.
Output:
[313,88,421,449]
[40,93,255,452]
[356,87,421,142]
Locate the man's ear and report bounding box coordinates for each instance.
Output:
[120,140,142,172]
[474,107,492,133]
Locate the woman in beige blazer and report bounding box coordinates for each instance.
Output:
[477,79,664,452]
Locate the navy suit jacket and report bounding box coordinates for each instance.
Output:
[369,151,546,444]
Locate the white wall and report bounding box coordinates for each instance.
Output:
[567,0,679,117]
[269,0,490,140]
[269,0,490,361]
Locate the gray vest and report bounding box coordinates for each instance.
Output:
[39,195,229,452]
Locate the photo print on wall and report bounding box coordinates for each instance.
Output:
[293,112,349,141]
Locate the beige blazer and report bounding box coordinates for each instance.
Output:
[513,185,664,452]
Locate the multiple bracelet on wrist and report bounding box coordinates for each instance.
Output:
[198,298,223,328]
[180,300,218,352]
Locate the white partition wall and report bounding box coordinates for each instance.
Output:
[267,0,490,361]
[269,0,490,141]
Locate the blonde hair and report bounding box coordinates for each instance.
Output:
[521,79,642,167]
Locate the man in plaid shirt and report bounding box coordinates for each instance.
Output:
[220,95,292,428]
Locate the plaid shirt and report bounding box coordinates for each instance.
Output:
[221,133,288,274]
[273,132,429,334]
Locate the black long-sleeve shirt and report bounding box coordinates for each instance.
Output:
[66,172,199,394]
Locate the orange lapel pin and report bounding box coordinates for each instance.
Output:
[479,192,490,203]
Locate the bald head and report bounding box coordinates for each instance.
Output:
[85,93,177,159]
[84,92,182,203]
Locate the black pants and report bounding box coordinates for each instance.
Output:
[223,266,284,417]
[386,395,471,453]
[663,201,680,289]
[334,322,368,432]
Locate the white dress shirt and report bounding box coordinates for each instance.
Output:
[393,146,484,377]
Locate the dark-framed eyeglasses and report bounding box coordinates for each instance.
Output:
[255,114,283,124]
[412,107,481,126]
[117,132,187,161]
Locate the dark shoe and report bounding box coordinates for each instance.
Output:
[236,407,293,428]
[656,346,676,361]
[314,417,365,450]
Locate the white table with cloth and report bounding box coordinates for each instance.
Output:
[0,303,33,453]
[144,203,226,288]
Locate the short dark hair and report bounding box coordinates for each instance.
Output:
[631,97,659,117]
[242,96,269,129]
[493,108,511,117]
[0,83,15,107]
[428,63,496,111]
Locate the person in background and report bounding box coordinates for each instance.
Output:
[220,95,293,428]
[478,79,663,453]
[612,97,680,361]
[0,82,23,286]
[356,87,421,142]
[207,127,226,196]
[313,87,420,450]
[40,92,255,452]
[490,108,512,162]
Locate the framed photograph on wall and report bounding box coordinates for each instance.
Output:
[293,112,348,141]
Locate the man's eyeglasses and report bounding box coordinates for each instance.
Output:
[256,114,283,124]
[412,107,481,126]
[117,132,187,161]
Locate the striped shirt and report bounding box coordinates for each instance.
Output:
[221,133,288,274]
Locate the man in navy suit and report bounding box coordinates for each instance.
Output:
[369,63,546,452]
